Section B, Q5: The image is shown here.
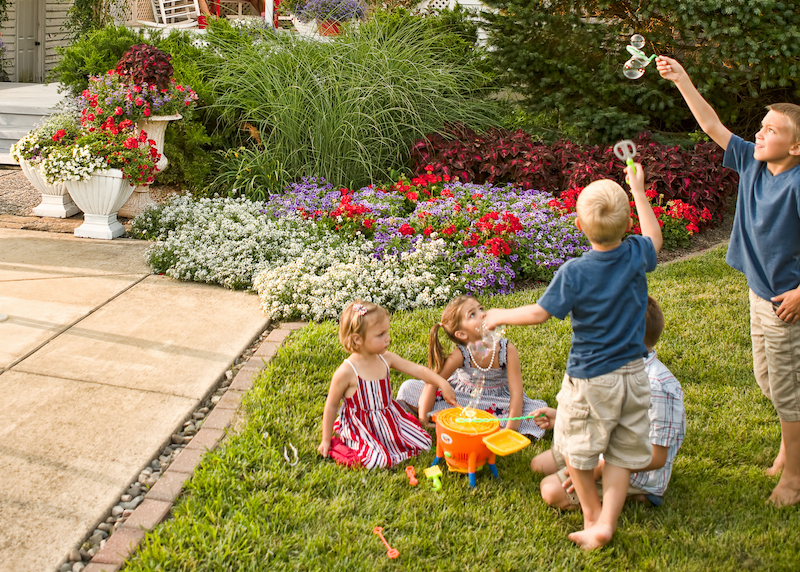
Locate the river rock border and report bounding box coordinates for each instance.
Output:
[57,322,305,572]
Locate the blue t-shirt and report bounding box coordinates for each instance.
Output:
[724,134,800,300]
[538,235,657,378]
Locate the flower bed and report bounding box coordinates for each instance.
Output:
[262,174,590,293]
[134,168,709,320]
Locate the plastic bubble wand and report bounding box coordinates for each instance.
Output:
[623,34,656,80]
[614,139,637,176]
[456,413,547,424]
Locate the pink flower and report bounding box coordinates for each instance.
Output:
[135,98,144,106]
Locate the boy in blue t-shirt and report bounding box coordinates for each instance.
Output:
[486,164,663,550]
[657,56,800,507]
[530,296,686,510]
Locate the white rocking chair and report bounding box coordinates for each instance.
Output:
[138,0,201,28]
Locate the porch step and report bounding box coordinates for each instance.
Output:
[0,83,66,165]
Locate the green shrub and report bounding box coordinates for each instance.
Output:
[482,0,800,144]
[47,24,149,96]
[206,9,500,194]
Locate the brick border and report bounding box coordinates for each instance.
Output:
[85,322,306,571]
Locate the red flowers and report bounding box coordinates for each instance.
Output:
[485,237,512,257]
[52,129,66,142]
[398,223,416,236]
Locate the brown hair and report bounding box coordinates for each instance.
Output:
[643,295,665,350]
[766,103,800,143]
[339,300,390,353]
[428,295,476,372]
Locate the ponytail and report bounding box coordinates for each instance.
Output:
[428,323,447,373]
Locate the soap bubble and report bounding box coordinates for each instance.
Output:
[630,34,645,49]
[481,323,505,346]
[623,58,646,79]
[468,339,492,361]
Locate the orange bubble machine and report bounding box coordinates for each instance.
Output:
[431,408,500,488]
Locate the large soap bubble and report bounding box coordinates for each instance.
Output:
[623,34,656,80]
[623,58,647,80]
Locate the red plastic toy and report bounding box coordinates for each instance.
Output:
[405,466,418,486]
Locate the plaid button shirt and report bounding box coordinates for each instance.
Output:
[629,350,686,496]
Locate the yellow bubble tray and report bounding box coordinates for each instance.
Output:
[482,429,531,456]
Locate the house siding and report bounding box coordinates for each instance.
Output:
[1,3,17,80]
[45,1,70,75]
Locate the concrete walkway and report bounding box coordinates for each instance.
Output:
[0,228,270,571]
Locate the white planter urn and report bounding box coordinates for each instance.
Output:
[118,113,181,219]
[19,158,81,218]
[65,168,136,239]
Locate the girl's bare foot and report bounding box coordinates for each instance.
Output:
[568,523,615,550]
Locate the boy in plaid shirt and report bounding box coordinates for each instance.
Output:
[531,296,686,508]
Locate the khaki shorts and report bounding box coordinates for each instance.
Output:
[750,290,800,422]
[551,449,649,506]
[553,359,652,471]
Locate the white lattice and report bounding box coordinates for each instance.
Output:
[135,0,156,22]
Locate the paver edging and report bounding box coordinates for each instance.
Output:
[86,321,307,569]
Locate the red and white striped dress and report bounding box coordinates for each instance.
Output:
[332,356,432,469]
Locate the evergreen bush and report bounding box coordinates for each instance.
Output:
[482,0,800,144]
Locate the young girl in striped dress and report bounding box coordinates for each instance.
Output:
[318,301,457,469]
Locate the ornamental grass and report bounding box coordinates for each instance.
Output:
[205,11,498,191]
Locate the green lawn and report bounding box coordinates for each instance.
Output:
[125,246,800,571]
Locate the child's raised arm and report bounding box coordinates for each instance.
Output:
[318,366,353,457]
[485,305,551,330]
[504,343,524,432]
[626,162,663,253]
[385,351,458,406]
[656,56,732,150]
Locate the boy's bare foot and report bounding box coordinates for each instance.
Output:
[768,482,800,507]
[766,438,786,476]
[765,454,785,477]
[568,523,614,550]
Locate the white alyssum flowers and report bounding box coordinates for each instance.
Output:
[40,146,107,184]
[134,196,462,320]
[254,237,460,321]
[139,196,324,290]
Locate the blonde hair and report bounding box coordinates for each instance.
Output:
[766,103,800,143]
[643,295,665,350]
[428,295,476,372]
[339,300,390,353]
[576,179,631,245]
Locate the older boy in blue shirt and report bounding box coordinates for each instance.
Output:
[486,163,662,550]
[657,56,800,507]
